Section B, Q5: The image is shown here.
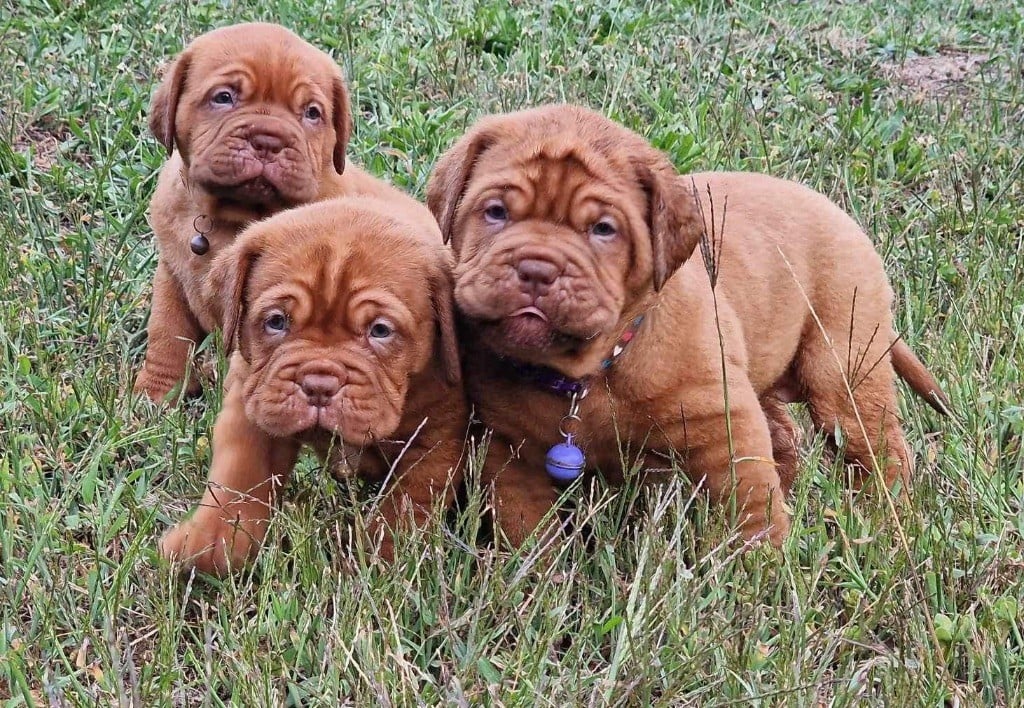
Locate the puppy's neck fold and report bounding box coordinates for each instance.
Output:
[486,298,652,392]
[203,194,270,226]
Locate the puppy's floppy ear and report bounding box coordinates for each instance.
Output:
[634,153,705,291]
[207,236,262,362]
[426,130,492,248]
[149,51,191,155]
[428,254,462,386]
[331,73,353,175]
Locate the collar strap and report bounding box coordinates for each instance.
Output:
[503,314,645,398]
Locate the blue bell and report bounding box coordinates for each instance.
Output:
[545,441,585,482]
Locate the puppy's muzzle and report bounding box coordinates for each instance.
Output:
[516,257,560,297]
[248,130,286,159]
[294,362,347,408]
[299,372,342,407]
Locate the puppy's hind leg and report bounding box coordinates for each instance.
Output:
[795,316,912,491]
[760,393,802,497]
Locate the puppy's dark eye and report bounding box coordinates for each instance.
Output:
[264,312,289,334]
[483,201,509,224]
[368,320,394,340]
[304,104,322,122]
[211,89,236,107]
[590,219,617,240]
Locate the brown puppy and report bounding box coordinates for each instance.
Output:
[158,197,467,574]
[427,104,947,548]
[135,22,433,401]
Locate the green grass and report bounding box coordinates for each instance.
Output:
[2,0,1022,704]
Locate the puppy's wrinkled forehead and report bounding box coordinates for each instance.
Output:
[187,23,335,99]
[514,151,604,222]
[247,222,431,323]
[257,242,360,321]
[473,116,639,221]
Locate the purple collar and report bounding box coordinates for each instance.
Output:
[502,314,645,398]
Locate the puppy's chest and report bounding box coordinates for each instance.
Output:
[575,391,669,469]
[308,434,391,483]
[481,377,666,472]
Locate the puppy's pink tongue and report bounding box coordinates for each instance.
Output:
[510,306,549,322]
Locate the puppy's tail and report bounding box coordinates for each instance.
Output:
[891,340,950,416]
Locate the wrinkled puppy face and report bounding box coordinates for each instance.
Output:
[427,105,704,372]
[453,147,639,356]
[149,23,352,214]
[211,201,457,443]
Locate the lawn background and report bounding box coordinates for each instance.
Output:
[1,0,1022,705]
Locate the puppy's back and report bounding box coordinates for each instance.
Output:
[684,171,890,293]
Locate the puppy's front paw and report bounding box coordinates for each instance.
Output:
[134,368,201,404]
[159,514,264,576]
[738,502,791,549]
[134,369,174,404]
[765,509,791,548]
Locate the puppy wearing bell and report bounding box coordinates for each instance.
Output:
[427,104,949,550]
[134,23,438,402]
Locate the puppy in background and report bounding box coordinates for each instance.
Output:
[135,22,434,401]
[159,197,466,574]
[427,104,948,548]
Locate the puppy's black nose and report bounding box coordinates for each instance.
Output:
[516,258,560,292]
[249,132,285,154]
[300,374,340,407]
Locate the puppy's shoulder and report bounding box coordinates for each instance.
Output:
[149,152,194,237]
[686,171,853,217]
[329,165,443,244]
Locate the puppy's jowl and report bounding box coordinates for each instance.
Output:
[159,198,467,575]
[135,22,435,401]
[428,104,947,547]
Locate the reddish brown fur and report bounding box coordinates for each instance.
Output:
[159,198,467,574]
[135,23,435,401]
[427,105,948,548]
